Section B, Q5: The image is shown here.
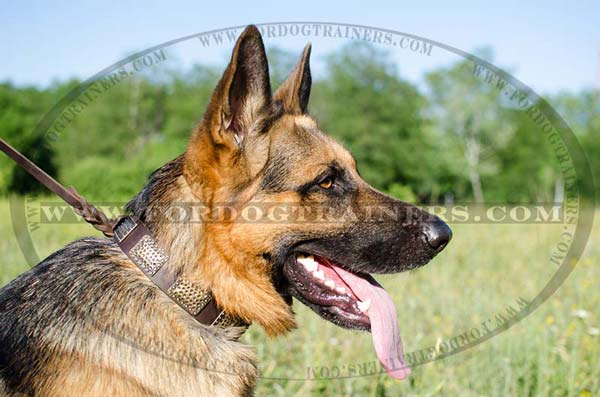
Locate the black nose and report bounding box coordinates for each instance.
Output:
[423,218,452,251]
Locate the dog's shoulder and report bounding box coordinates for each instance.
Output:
[0,236,257,396]
[0,237,145,394]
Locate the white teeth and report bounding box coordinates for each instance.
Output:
[313,270,325,280]
[335,286,347,294]
[297,255,318,272]
[324,279,335,289]
[357,299,371,313]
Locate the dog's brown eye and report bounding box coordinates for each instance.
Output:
[319,177,333,189]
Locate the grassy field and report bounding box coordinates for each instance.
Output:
[1,197,598,396]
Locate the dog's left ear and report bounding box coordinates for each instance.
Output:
[200,25,274,149]
[274,43,312,115]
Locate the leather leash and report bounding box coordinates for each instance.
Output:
[0,139,115,237]
[0,138,246,329]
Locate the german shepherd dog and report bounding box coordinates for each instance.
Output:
[0,25,451,396]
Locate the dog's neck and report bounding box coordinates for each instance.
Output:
[126,157,197,274]
[126,155,296,336]
[124,157,239,327]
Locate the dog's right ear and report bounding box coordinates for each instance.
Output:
[274,43,312,115]
[199,25,274,149]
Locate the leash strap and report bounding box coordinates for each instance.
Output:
[0,138,246,329]
[0,138,115,237]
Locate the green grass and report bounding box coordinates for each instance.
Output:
[1,197,598,396]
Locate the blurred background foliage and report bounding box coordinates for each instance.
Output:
[0,42,597,204]
[1,40,599,397]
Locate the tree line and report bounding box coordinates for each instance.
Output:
[0,42,597,204]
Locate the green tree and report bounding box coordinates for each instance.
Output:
[425,50,512,203]
[0,83,57,194]
[552,89,600,202]
[490,108,558,203]
[266,47,296,89]
[311,42,430,201]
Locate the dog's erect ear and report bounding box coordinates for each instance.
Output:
[203,25,274,147]
[274,43,312,115]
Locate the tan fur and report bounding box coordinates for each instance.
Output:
[0,25,383,397]
[182,110,363,337]
[12,246,257,396]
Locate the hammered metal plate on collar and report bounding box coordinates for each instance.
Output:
[129,234,169,276]
[212,311,249,328]
[168,278,213,316]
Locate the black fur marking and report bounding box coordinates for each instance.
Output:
[0,238,151,394]
[259,152,291,193]
[296,161,354,198]
[126,156,184,228]
[297,53,312,114]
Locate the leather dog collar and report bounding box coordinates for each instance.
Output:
[0,138,248,331]
[113,216,248,329]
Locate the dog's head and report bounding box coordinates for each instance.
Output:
[183,25,451,377]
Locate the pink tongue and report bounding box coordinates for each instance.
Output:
[332,266,411,380]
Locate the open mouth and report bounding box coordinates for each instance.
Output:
[282,252,411,380]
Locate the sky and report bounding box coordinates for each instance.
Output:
[1,0,599,94]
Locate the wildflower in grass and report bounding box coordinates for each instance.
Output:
[583,258,591,267]
[571,309,590,319]
[565,321,578,338]
[588,327,599,336]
